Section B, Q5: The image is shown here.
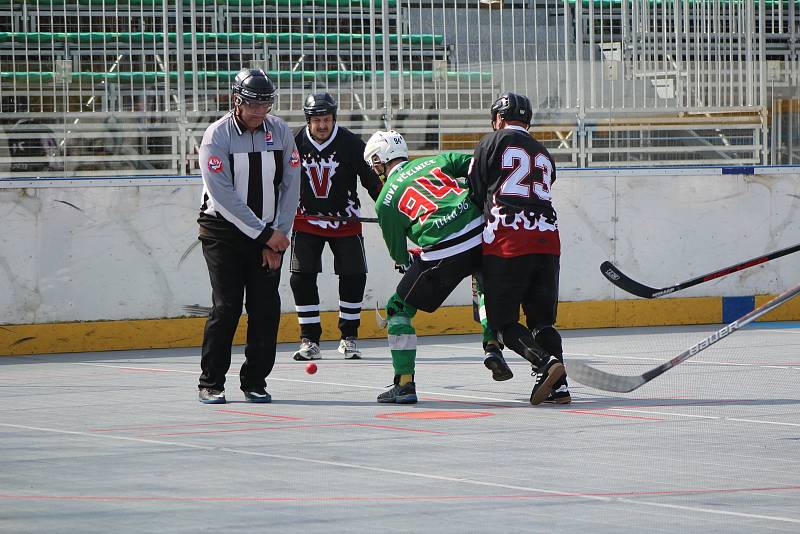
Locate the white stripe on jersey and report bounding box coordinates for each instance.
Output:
[420,216,484,261]
[230,151,277,222]
[232,152,250,205]
[260,151,276,221]
[421,233,482,262]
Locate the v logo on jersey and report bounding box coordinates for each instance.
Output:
[303,155,339,198]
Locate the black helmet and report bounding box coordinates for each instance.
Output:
[490,92,532,126]
[303,92,337,121]
[231,68,276,104]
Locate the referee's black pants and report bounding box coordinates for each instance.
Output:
[198,232,281,391]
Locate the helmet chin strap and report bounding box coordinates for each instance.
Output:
[369,157,387,182]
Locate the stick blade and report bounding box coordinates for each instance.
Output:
[182,304,211,317]
[178,240,200,267]
[599,261,662,299]
[567,361,647,393]
[374,302,387,329]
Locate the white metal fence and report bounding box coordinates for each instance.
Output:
[1,0,798,176]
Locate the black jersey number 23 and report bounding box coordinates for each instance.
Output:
[499,147,553,202]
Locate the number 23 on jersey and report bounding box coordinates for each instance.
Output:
[499,147,553,202]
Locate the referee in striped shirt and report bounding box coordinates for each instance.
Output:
[196,69,301,404]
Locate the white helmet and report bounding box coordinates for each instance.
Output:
[363,130,408,168]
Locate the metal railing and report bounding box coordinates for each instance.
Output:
[1,0,798,176]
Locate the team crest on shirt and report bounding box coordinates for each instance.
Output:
[264,131,273,145]
[290,148,301,168]
[207,156,224,173]
[302,154,339,198]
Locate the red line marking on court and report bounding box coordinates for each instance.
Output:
[2,485,797,503]
[421,397,518,408]
[117,367,176,373]
[214,410,302,420]
[350,423,447,435]
[750,362,800,366]
[90,420,291,433]
[147,422,445,437]
[576,399,763,411]
[376,411,494,420]
[564,410,664,421]
[148,423,347,436]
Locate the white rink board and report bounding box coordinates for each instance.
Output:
[1,167,799,324]
[558,167,800,302]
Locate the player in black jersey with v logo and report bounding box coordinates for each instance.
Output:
[290,92,383,361]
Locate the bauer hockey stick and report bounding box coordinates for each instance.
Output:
[568,281,800,393]
[601,242,800,299]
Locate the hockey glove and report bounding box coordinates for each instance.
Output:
[394,262,410,274]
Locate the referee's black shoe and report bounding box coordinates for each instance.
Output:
[530,357,566,406]
[199,388,226,404]
[484,347,513,381]
[242,386,272,403]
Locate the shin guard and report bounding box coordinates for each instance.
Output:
[386,293,417,376]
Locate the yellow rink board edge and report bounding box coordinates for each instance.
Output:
[2,294,799,356]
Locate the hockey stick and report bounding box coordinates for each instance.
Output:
[471,276,481,323]
[177,239,200,267]
[375,302,387,329]
[601,242,800,298]
[182,304,212,316]
[185,302,392,327]
[296,214,378,223]
[568,281,800,393]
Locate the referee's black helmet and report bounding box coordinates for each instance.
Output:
[303,92,337,121]
[490,92,532,126]
[231,69,276,104]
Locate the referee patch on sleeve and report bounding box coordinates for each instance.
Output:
[290,148,301,168]
[208,156,224,173]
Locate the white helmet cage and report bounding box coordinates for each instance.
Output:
[363,130,409,168]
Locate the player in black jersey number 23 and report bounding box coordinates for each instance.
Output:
[468,92,571,405]
[290,92,383,362]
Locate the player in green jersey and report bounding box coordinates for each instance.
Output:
[363,130,511,404]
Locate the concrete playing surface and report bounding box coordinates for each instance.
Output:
[1,324,799,533]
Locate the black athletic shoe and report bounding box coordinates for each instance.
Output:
[484,349,513,381]
[530,357,566,406]
[377,382,418,404]
[542,385,572,404]
[198,388,226,404]
[242,387,272,403]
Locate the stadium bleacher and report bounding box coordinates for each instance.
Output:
[0,0,797,176]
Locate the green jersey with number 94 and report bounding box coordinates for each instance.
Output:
[375,152,484,268]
